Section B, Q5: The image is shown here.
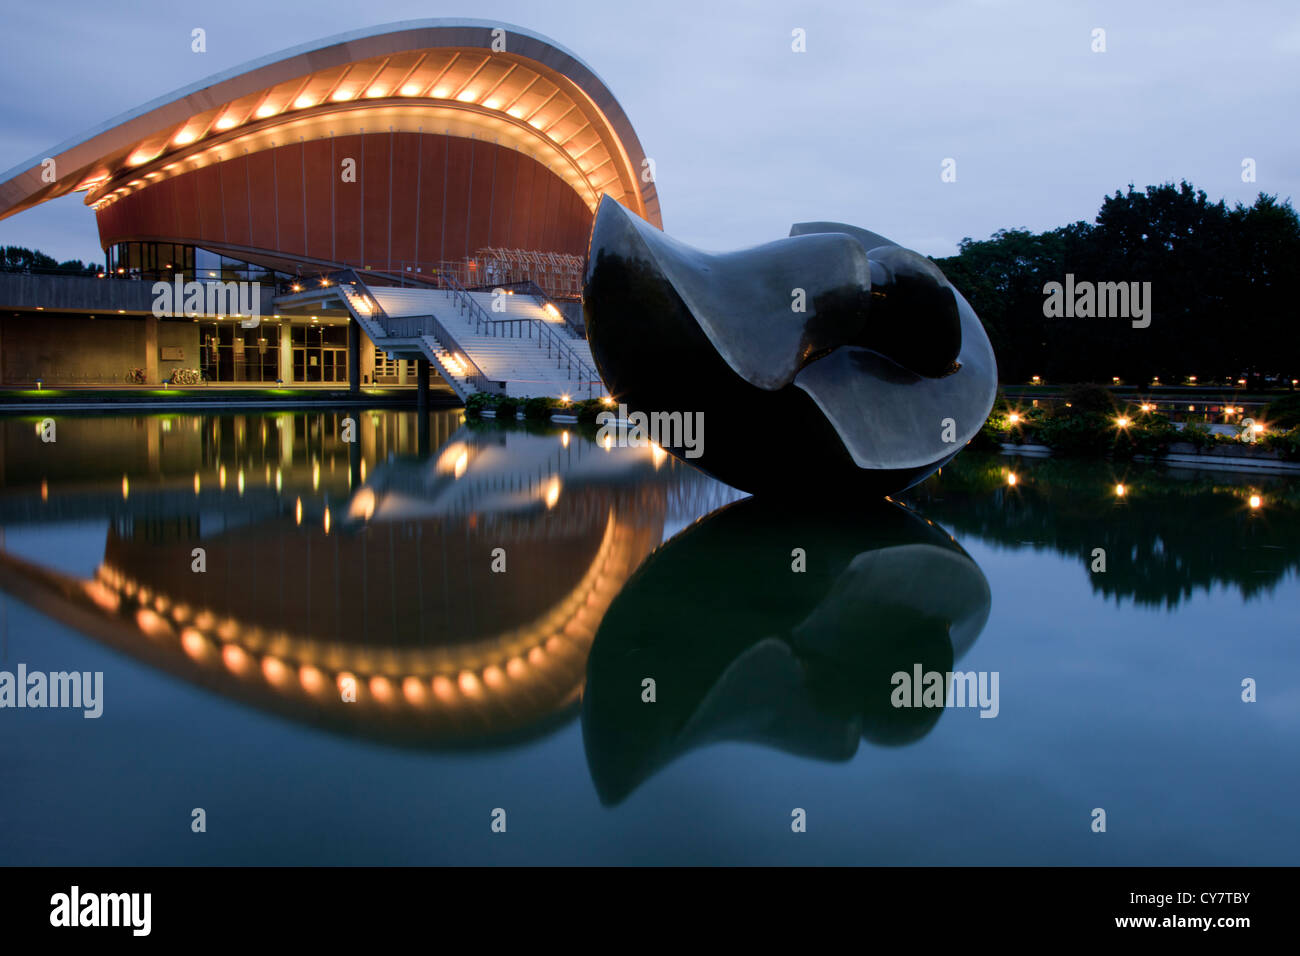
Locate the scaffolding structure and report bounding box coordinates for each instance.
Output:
[395,249,586,300]
[469,248,585,300]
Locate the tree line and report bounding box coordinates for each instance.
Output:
[1,245,102,275]
[935,182,1299,387]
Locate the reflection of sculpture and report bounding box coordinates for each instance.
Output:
[583,196,998,495]
[581,497,990,805]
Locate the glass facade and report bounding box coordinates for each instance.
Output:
[106,243,289,286]
[291,325,350,384]
[106,242,195,281]
[199,322,282,383]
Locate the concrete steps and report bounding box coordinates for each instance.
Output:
[360,286,601,400]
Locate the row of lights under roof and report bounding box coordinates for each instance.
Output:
[161,84,552,157]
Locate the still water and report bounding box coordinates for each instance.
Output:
[0,410,1296,865]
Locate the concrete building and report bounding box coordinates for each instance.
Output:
[0,19,661,396]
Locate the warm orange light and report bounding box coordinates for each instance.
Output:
[485,98,502,110]
[365,86,386,98]
[331,88,353,102]
[222,644,251,675]
[1115,483,1127,497]
[215,116,237,130]
[458,670,483,697]
[1007,473,1018,486]
[349,487,377,521]
[1007,412,1021,425]
[299,665,327,695]
[1249,494,1262,510]
[400,84,421,96]
[432,675,457,703]
[173,130,197,145]
[402,676,427,704]
[368,675,394,702]
[456,90,478,103]
[255,104,277,118]
[180,629,211,662]
[1116,417,1131,428]
[261,656,290,687]
[433,86,451,98]
[544,476,561,509]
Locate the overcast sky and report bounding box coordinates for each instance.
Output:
[0,0,1295,265]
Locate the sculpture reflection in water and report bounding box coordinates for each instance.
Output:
[581,496,991,805]
[0,412,716,748]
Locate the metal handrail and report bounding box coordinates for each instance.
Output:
[440,273,601,397]
[327,269,504,396]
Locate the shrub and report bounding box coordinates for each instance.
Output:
[524,396,556,419]
[1262,426,1300,461]
[495,397,520,419]
[971,415,1005,451]
[1061,383,1118,415]
[1036,411,1115,456]
[1180,422,1216,451]
[577,398,607,424]
[1264,394,1300,430]
[464,392,498,417]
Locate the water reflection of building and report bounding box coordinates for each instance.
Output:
[0,415,713,747]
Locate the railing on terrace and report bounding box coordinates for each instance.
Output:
[439,272,600,397]
[325,268,504,396]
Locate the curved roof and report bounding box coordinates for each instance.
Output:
[0,19,661,228]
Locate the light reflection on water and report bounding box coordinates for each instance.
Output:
[0,411,1295,865]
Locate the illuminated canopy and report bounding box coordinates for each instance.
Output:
[0,19,662,233]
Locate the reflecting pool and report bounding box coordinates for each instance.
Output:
[0,411,1296,864]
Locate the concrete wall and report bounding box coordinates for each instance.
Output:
[0,272,276,317]
[0,313,198,385]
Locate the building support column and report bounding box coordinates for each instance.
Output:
[279,322,292,384]
[348,319,361,394]
[361,331,375,385]
[416,357,430,412]
[145,314,159,384]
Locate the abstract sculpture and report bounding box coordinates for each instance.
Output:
[583,196,998,495]
[581,498,991,805]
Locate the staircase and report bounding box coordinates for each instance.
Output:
[329,271,604,402]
